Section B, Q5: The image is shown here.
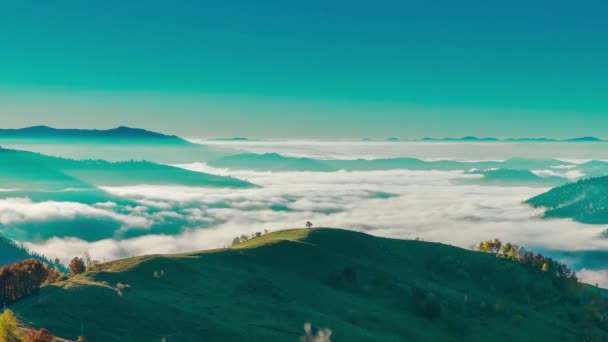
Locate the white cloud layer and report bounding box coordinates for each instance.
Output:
[15,165,607,289]
[577,269,608,288]
[0,198,150,228]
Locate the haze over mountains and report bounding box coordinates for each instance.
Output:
[208,153,580,171]
[420,136,604,142]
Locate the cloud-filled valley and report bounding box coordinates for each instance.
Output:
[7,165,605,286]
[1,141,608,287]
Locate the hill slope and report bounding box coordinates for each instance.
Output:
[526,176,608,223]
[0,235,64,271]
[11,229,608,341]
[0,148,255,192]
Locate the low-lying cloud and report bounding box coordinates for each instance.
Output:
[13,164,606,288]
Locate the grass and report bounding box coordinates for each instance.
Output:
[10,228,608,341]
[230,228,312,249]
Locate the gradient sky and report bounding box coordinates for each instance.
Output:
[1,0,607,138]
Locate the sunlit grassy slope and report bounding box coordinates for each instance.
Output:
[11,229,608,341]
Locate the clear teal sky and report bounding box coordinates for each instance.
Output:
[1,0,607,138]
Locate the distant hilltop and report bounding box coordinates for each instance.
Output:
[420,136,604,142]
[0,126,190,144]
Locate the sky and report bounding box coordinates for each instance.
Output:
[0,0,607,138]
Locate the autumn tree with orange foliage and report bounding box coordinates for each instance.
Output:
[23,328,53,342]
[0,259,58,305]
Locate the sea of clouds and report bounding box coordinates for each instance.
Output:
[9,165,605,286]
[1,140,607,286]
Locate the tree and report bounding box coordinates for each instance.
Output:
[306,221,313,229]
[69,257,86,275]
[0,259,54,304]
[0,309,20,342]
[23,328,53,342]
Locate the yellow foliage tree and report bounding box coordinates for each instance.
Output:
[0,309,21,342]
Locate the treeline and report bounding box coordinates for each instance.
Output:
[0,236,66,273]
[477,239,578,284]
[0,259,64,305]
[231,230,268,246]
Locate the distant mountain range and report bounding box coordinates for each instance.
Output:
[420,136,604,142]
[208,153,576,172]
[0,126,190,144]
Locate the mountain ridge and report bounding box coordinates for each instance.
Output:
[421,136,604,142]
[0,126,190,144]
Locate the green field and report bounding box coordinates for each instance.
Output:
[11,229,608,341]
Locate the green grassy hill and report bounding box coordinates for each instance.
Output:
[11,229,608,341]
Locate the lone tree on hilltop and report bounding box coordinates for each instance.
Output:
[306,221,313,229]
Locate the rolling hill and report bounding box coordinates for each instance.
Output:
[11,229,608,341]
[526,176,608,224]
